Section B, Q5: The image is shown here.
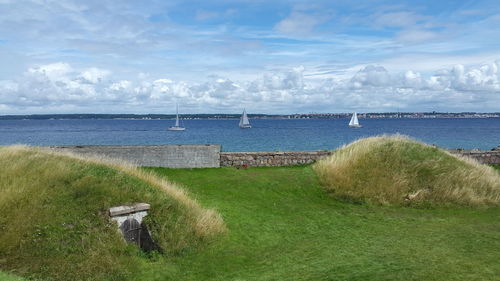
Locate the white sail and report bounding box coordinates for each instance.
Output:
[349,112,362,128]
[168,104,185,131]
[239,109,251,128]
[175,105,180,127]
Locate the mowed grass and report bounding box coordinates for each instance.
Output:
[142,165,500,281]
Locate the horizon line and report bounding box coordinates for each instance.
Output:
[1,112,500,116]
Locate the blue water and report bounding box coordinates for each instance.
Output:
[0,118,499,151]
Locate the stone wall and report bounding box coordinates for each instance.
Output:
[452,151,500,165]
[220,151,332,167]
[41,145,500,168]
[45,145,220,168]
[220,150,500,167]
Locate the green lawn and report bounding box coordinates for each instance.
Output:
[2,163,499,281]
[137,165,500,281]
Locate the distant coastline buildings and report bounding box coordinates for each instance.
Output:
[288,112,500,119]
[0,112,499,120]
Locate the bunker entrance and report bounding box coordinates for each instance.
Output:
[109,203,161,252]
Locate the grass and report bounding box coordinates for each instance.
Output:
[492,165,500,172]
[0,146,224,281]
[2,144,500,280]
[314,135,500,206]
[0,272,25,281]
[138,165,500,281]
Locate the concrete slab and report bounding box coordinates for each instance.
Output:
[109,203,151,217]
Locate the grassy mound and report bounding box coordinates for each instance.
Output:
[314,135,500,206]
[0,146,225,281]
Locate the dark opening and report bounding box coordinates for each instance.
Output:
[119,218,161,252]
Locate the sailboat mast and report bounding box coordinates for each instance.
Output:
[175,104,179,127]
[167,103,186,130]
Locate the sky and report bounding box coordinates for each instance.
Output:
[0,0,500,114]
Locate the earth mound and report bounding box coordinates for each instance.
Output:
[314,135,500,206]
[0,146,225,280]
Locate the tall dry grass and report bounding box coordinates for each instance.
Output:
[4,145,226,238]
[51,148,226,237]
[314,135,500,206]
[0,145,225,280]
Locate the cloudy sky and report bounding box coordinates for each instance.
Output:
[1,0,500,114]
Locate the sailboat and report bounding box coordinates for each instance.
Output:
[168,104,186,131]
[239,109,252,129]
[348,112,362,128]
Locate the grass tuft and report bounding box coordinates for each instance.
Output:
[314,135,500,206]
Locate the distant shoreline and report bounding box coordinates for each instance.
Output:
[1,112,499,120]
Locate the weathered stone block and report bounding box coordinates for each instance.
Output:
[109,203,150,217]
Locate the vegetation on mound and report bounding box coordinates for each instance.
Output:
[0,146,224,281]
[0,271,25,281]
[314,135,500,206]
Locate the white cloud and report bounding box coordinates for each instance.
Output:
[1,60,499,114]
[80,67,110,84]
[370,9,439,44]
[109,80,131,91]
[274,12,329,36]
[0,80,18,92]
[401,70,423,89]
[28,62,73,81]
[350,66,390,88]
[248,66,305,92]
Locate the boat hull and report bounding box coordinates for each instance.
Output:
[349,125,362,128]
[168,126,186,131]
[239,125,252,129]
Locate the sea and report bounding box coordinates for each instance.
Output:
[0,118,499,152]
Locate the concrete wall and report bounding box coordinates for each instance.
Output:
[46,145,220,168]
[220,151,331,167]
